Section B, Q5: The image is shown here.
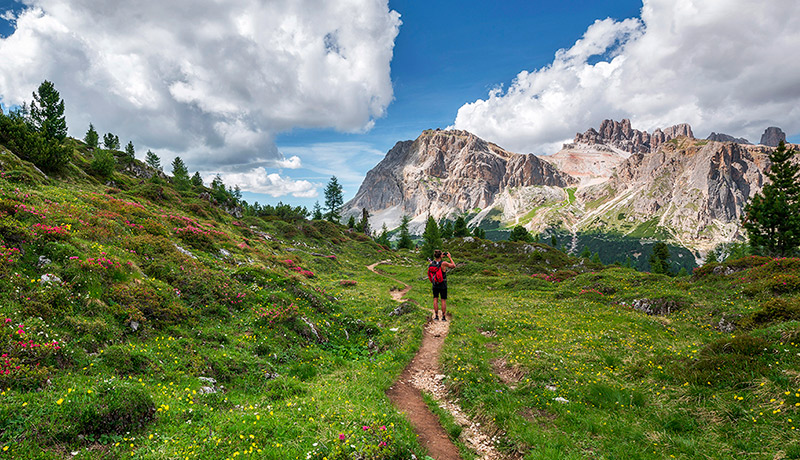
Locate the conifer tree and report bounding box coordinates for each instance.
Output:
[103,133,120,150]
[145,150,161,170]
[509,225,532,242]
[375,223,391,247]
[649,242,670,274]
[312,201,323,220]
[441,221,453,239]
[453,216,469,237]
[191,171,203,187]
[550,235,558,248]
[171,156,190,190]
[743,141,800,256]
[30,80,67,141]
[347,215,356,229]
[84,123,99,149]
[421,215,442,258]
[123,141,135,165]
[324,176,343,223]
[472,227,486,239]
[397,215,415,250]
[359,208,371,235]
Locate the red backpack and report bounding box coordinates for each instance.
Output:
[427,260,444,284]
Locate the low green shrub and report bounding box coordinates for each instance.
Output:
[683,335,770,387]
[102,345,153,375]
[740,298,800,329]
[46,380,155,443]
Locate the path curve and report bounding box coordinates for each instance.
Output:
[366,260,411,302]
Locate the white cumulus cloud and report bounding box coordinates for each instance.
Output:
[207,168,319,198]
[0,0,400,174]
[454,0,800,153]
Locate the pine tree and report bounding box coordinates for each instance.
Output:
[347,215,356,229]
[323,176,343,223]
[312,201,323,220]
[441,221,453,239]
[171,156,190,190]
[421,215,442,258]
[397,215,415,250]
[84,123,99,149]
[375,223,391,247]
[30,80,67,141]
[743,141,800,256]
[509,225,532,242]
[550,235,558,248]
[123,141,135,165]
[103,133,120,150]
[145,150,161,170]
[191,171,203,187]
[453,216,469,237]
[591,252,601,264]
[580,246,592,258]
[472,227,486,239]
[649,242,670,274]
[359,208,371,235]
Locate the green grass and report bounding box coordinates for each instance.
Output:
[3,143,800,459]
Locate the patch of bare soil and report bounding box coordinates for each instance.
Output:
[490,357,526,389]
[518,407,557,428]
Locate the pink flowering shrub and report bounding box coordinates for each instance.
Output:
[254,303,298,325]
[0,318,63,389]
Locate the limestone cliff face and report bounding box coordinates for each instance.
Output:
[576,139,774,250]
[568,119,694,154]
[344,129,576,228]
[760,127,786,147]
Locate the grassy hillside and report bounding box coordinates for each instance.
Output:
[1,137,799,460]
[381,254,800,459]
[0,142,433,459]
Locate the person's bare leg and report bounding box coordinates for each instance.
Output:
[433,298,439,318]
[441,299,447,319]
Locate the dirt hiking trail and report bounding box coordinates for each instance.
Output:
[368,261,505,460]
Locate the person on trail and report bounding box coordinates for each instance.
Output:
[428,249,455,321]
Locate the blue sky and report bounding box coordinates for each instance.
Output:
[1,0,799,211]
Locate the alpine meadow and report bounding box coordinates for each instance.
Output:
[2,1,800,459]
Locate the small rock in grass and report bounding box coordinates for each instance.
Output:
[129,320,140,332]
[554,397,569,403]
[198,386,216,395]
[40,273,61,284]
[38,255,52,267]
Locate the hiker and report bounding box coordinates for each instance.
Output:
[428,249,455,321]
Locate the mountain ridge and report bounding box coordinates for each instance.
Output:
[347,120,796,255]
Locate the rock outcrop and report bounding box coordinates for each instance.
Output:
[567,119,694,154]
[760,127,786,147]
[707,132,751,144]
[577,139,774,251]
[344,129,576,229]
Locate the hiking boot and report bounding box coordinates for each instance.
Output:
[442,316,447,321]
[434,315,439,321]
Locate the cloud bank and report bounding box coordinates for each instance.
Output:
[0,0,400,195]
[454,0,800,153]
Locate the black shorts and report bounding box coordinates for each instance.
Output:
[432,282,447,300]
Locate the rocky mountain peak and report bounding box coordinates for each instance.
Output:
[569,118,695,154]
[345,129,576,229]
[760,127,786,147]
[707,132,751,144]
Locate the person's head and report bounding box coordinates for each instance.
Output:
[434,249,442,260]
